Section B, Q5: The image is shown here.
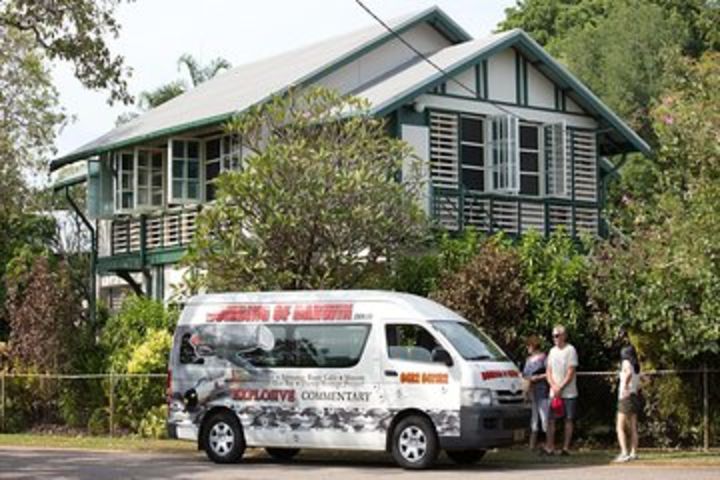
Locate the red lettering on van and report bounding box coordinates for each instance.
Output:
[207,305,270,322]
[272,305,291,321]
[293,304,353,321]
[481,370,520,380]
[231,388,295,402]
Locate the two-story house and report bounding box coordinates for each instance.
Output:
[50,6,650,307]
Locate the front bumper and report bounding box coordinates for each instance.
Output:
[439,405,530,450]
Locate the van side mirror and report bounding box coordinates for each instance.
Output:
[431,348,453,367]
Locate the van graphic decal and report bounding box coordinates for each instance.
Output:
[207,303,354,323]
[481,370,520,380]
[399,372,449,384]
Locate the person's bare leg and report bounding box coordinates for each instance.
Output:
[563,419,574,452]
[616,413,628,456]
[529,430,537,450]
[546,419,556,453]
[629,413,638,456]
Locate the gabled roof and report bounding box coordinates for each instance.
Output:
[50,6,470,171]
[359,29,651,156]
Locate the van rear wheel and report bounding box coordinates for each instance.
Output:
[390,415,438,469]
[265,448,300,462]
[202,411,245,464]
[446,449,486,465]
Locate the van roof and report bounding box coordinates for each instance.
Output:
[183,290,465,323]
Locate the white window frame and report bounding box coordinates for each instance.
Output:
[168,137,203,204]
[135,147,165,209]
[204,134,242,201]
[113,150,135,213]
[543,121,568,197]
[488,114,520,193]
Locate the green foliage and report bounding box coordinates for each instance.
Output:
[430,240,528,358]
[100,296,175,432]
[137,405,169,439]
[101,296,175,373]
[558,0,686,138]
[185,86,428,292]
[87,407,110,436]
[588,54,720,366]
[0,0,132,104]
[389,229,481,296]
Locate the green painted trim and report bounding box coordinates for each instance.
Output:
[51,7,473,172]
[523,58,529,107]
[422,92,597,118]
[554,86,560,111]
[482,59,489,100]
[474,64,481,99]
[561,90,567,112]
[372,29,651,156]
[515,49,521,105]
[52,174,87,191]
[146,247,186,265]
[97,254,143,273]
[570,129,576,237]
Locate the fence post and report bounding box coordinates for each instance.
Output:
[703,363,709,452]
[1,372,5,432]
[109,372,115,438]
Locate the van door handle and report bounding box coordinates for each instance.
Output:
[384,370,398,377]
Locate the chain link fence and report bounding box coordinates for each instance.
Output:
[0,369,716,448]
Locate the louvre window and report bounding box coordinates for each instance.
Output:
[519,124,541,196]
[544,121,567,197]
[490,114,520,193]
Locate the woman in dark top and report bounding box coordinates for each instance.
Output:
[522,335,550,451]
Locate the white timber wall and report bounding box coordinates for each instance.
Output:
[401,124,432,214]
[526,62,555,109]
[318,22,452,94]
[445,66,477,97]
[486,48,516,103]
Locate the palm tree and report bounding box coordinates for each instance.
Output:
[116,54,231,124]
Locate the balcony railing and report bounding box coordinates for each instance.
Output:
[107,205,201,256]
[431,187,600,237]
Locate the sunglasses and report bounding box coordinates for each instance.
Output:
[553,333,563,338]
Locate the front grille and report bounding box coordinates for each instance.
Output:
[494,389,525,405]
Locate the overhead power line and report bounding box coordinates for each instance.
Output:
[353,0,524,120]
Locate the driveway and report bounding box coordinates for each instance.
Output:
[1,448,718,480]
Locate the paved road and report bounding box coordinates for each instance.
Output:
[1,448,718,480]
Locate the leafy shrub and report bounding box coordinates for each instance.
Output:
[430,240,527,359]
[101,296,175,432]
[87,407,109,435]
[137,405,168,439]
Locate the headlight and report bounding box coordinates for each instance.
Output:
[462,388,494,407]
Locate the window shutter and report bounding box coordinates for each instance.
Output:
[544,121,567,196]
[490,114,519,193]
[98,155,115,218]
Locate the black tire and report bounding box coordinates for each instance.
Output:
[202,411,246,464]
[265,447,300,462]
[390,415,439,469]
[446,449,486,465]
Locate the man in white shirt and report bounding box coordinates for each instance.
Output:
[544,325,578,455]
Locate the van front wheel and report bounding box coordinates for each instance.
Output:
[446,449,486,464]
[202,411,245,464]
[390,415,438,469]
[265,448,300,462]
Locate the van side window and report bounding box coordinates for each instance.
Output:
[294,325,370,368]
[179,333,204,365]
[243,324,371,368]
[386,324,440,363]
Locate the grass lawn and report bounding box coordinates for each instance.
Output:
[0,433,717,467]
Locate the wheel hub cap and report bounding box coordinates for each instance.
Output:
[399,425,427,462]
[209,422,235,456]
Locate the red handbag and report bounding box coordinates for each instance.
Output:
[551,396,565,417]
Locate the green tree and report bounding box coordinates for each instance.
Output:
[0,0,132,104]
[184,87,427,292]
[588,53,720,366]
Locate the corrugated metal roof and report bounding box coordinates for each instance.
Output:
[51,6,470,170]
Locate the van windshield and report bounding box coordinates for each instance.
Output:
[430,321,509,362]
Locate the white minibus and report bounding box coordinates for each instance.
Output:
[167,290,529,469]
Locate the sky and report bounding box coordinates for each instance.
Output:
[52,0,518,158]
